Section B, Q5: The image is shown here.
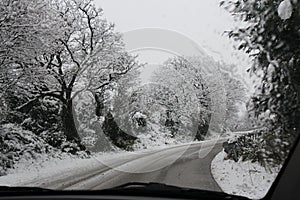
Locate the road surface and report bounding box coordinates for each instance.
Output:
[24,140,224,192]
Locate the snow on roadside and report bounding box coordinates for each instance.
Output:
[211,150,280,199]
[206,129,258,141]
[0,150,126,187]
[0,140,206,187]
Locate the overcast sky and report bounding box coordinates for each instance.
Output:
[94,0,252,88]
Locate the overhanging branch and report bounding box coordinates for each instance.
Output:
[16,91,66,112]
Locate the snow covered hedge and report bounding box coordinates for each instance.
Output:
[223,130,265,164]
[223,129,292,168]
[0,124,89,176]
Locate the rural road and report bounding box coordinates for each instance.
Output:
[25,140,224,192]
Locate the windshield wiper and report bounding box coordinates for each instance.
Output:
[114,182,192,191]
[106,182,250,200]
[0,186,52,193]
[0,183,249,200]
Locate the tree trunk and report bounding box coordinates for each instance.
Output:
[102,112,137,151]
[61,99,80,142]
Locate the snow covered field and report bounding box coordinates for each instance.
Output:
[211,150,280,199]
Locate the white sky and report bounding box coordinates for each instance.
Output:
[94,0,252,88]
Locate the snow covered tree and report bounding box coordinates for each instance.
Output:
[179,56,228,134]
[0,0,65,133]
[4,0,139,142]
[0,0,60,92]
[151,55,247,136]
[147,84,181,137]
[110,67,143,135]
[221,72,247,131]
[150,56,212,140]
[221,0,300,166]
[72,66,142,151]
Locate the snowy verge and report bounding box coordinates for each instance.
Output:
[0,152,114,186]
[0,140,207,187]
[211,150,280,199]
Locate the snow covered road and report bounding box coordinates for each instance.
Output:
[0,140,224,192]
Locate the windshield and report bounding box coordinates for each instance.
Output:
[0,0,299,199]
